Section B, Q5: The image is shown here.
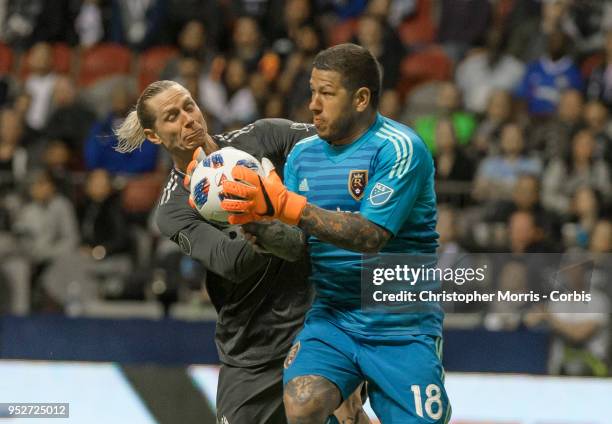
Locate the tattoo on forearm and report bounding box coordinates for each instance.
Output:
[242,221,305,261]
[298,204,390,253]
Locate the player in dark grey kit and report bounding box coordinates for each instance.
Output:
[115,81,368,424]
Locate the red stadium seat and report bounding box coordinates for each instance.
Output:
[581,52,604,79]
[398,0,436,46]
[328,18,358,46]
[0,43,13,75]
[78,43,132,87]
[19,43,73,79]
[398,45,453,97]
[138,46,179,91]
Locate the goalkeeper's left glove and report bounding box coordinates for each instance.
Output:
[221,159,307,225]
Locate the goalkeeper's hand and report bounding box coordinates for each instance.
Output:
[221,158,307,225]
[184,147,207,209]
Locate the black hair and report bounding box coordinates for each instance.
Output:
[312,43,382,109]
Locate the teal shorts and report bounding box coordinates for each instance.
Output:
[283,315,451,423]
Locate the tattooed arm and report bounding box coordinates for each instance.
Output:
[298,204,391,253]
[242,220,306,262]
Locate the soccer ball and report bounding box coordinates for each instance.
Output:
[189,147,264,223]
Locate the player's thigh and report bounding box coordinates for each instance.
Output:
[283,323,362,405]
[361,335,450,424]
[217,359,287,424]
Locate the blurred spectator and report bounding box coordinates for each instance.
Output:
[473,123,542,202]
[2,0,75,50]
[45,76,96,155]
[267,0,313,56]
[277,24,322,119]
[542,129,612,217]
[528,89,584,161]
[437,205,464,257]
[165,0,222,50]
[455,29,525,114]
[586,29,612,111]
[84,83,159,175]
[231,16,264,72]
[200,56,257,128]
[524,256,610,377]
[589,220,612,299]
[508,210,551,254]
[433,119,475,207]
[23,42,57,131]
[564,1,612,55]
[79,169,130,257]
[472,90,514,158]
[414,81,477,154]
[507,0,566,63]
[74,0,110,48]
[354,14,403,90]
[13,169,79,310]
[438,0,491,60]
[43,140,75,199]
[0,108,27,195]
[484,260,530,331]
[583,100,612,164]
[161,20,215,82]
[110,0,166,50]
[484,174,561,245]
[43,169,132,312]
[515,29,583,118]
[561,186,602,250]
[366,0,417,30]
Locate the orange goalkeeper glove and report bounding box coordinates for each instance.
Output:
[221,159,307,225]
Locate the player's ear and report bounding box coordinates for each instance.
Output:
[144,128,162,145]
[354,87,371,112]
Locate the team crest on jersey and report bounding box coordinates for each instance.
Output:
[369,182,394,205]
[284,341,301,369]
[348,170,368,200]
[217,416,230,424]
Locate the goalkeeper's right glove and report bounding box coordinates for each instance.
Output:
[221,159,307,225]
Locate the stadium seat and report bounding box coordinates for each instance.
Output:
[78,43,132,87]
[138,46,179,91]
[580,52,604,79]
[398,45,453,97]
[328,18,358,46]
[0,43,13,75]
[398,0,436,46]
[19,43,73,79]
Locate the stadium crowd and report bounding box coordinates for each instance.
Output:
[0,0,611,376]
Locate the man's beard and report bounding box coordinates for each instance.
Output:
[320,112,358,144]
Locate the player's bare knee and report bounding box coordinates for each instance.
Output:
[284,375,341,423]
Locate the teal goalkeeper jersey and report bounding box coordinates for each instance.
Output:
[285,114,443,337]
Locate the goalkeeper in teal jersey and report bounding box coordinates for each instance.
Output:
[222,43,450,424]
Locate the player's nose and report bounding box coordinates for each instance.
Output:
[309,94,321,113]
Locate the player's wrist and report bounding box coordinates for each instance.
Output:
[280,191,307,225]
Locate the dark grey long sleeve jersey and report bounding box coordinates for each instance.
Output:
[155,119,317,366]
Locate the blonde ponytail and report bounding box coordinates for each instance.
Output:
[114,110,147,153]
[113,80,179,153]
